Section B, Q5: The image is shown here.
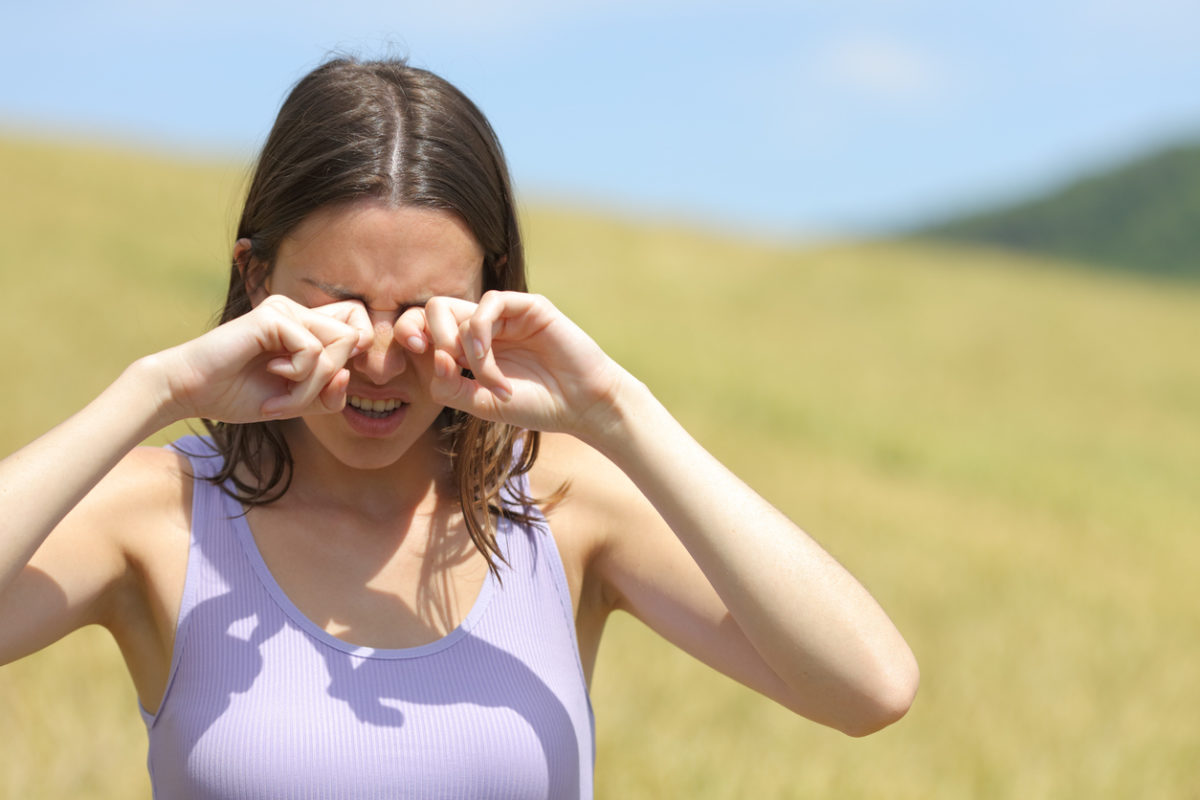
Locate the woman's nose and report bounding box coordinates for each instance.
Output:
[352,315,408,383]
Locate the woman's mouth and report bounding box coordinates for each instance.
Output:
[347,395,406,418]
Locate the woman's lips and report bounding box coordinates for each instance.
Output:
[347,395,404,416]
[342,394,410,436]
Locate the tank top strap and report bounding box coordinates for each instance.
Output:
[141,435,248,728]
[495,466,585,695]
[495,466,547,572]
[169,433,228,480]
[167,434,243,582]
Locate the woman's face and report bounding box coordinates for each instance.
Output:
[254,200,485,473]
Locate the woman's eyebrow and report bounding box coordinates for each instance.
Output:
[302,278,367,303]
[300,278,432,312]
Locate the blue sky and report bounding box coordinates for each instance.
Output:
[2,1,1198,238]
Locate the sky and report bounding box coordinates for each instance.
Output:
[2,1,1199,239]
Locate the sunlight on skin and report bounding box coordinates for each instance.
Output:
[3,140,1200,798]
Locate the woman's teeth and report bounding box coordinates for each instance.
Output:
[348,396,404,416]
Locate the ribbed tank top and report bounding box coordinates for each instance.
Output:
[141,435,594,799]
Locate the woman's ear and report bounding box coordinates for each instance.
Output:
[233,238,270,305]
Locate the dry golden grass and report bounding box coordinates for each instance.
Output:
[2,136,1199,797]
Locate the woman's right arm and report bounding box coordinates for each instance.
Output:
[0,361,186,665]
[0,296,372,664]
[0,358,178,598]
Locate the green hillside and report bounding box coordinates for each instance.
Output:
[2,135,1200,798]
[916,139,1200,278]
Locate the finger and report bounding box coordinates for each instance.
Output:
[255,297,358,377]
[433,348,460,380]
[297,302,369,354]
[262,347,349,417]
[262,316,326,382]
[424,296,477,369]
[275,305,366,388]
[428,361,504,418]
[467,291,543,350]
[393,306,429,354]
[265,356,295,377]
[465,290,505,357]
[456,318,510,400]
[253,306,356,414]
[311,300,374,356]
[316,367,351,412]
[462,291,515,398]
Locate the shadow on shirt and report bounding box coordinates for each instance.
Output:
[146,452,588,799]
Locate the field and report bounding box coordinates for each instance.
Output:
[2,135,1199,798]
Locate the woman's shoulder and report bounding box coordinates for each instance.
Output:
[528,432,659,558]
[529,432,643,515]
[74,442,194,545]
[107,442,193,502]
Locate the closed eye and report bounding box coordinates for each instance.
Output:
[302,279,367,306]
[300,278,431,319]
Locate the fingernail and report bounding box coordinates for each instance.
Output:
[493,385,512,402]
[406,335,425,352]
[470,336,485,361]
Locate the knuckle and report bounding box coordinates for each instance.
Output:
[315,353,339,377]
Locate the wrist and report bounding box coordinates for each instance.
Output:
[576,370,667,465]
[122,352,191,433]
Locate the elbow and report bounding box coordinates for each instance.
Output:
[838,653,920,738]
[841,680,918,737]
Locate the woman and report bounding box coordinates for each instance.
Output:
[0,58,917,798]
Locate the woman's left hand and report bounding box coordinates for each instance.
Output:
[399,291,919,737]
[394,291,630,441]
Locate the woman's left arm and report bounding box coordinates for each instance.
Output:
[408,291,919,736]
[575,383,918,737]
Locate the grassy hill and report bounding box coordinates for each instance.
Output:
[916,139,1200,279]
[3,135,1200,798]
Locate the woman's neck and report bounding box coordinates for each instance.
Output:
[276,422,457,525]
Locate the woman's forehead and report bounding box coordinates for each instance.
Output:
[285,201,483,259]
[273,201,485,308]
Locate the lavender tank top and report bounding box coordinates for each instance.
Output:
[141,435,594,799]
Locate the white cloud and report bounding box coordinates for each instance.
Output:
[815,32,949,104]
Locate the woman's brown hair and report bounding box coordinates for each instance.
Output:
[203,56,542,575]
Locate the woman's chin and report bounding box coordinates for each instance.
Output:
[288,407,445,474]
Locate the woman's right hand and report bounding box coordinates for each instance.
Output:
[155,296,374,424]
